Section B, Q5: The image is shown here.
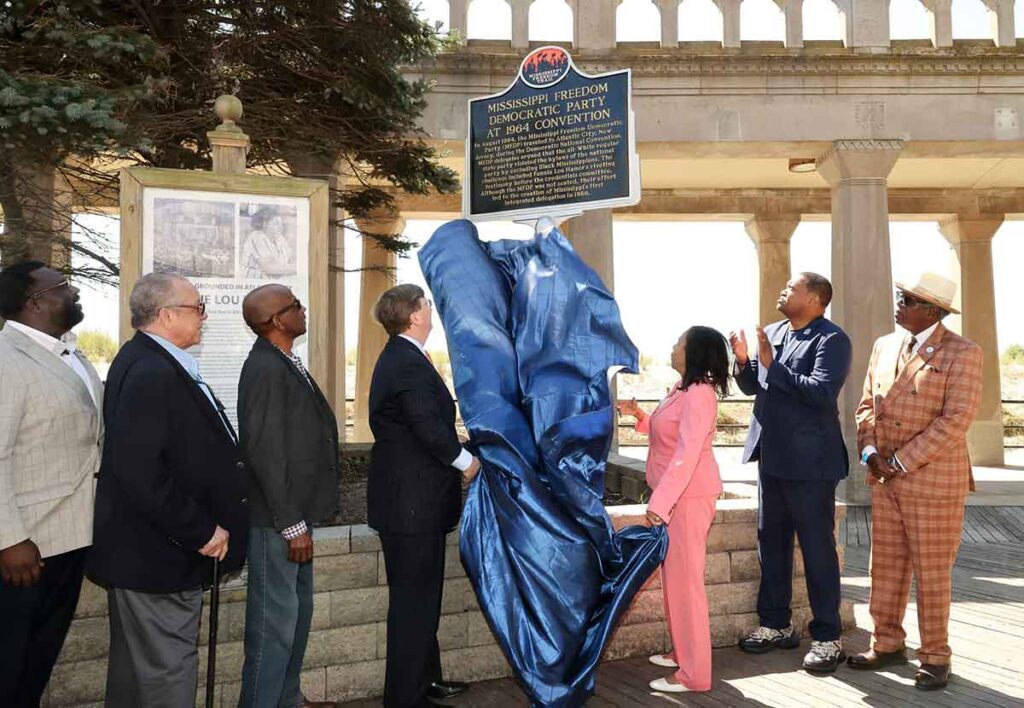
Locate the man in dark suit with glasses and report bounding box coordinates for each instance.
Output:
[89,272,248,707]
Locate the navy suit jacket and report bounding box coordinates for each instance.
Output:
[735,317,852,481]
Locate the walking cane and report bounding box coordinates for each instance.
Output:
[206,557,221,708]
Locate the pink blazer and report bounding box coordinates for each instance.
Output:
[637,382,723,521]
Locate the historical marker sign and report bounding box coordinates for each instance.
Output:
[465,46,640,221]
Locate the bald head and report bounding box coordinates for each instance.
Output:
[243,284,303,337]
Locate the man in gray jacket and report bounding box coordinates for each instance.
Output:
[237,284,339,708]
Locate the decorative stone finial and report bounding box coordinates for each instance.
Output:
[213,95,244,133]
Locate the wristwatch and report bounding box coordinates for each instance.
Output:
[860,450,873,465]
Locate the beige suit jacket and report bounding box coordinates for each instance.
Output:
[0,324,104,558]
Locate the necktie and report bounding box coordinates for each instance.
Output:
[424,350,434,366]
[898,336,917,375]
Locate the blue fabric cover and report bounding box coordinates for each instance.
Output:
[419,219,668,707]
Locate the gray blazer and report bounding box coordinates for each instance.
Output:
[0,324,104,558]
[237,337,339,531]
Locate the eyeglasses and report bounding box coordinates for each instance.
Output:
[28,279,70,299]
[165,301,207,315]
[262,298,302,325]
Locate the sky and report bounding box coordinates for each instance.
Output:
[72,0,1024,356]
[413,0,1022,42]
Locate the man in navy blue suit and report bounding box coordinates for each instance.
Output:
[730,272,851,674]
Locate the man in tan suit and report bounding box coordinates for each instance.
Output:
[849,272,983,691]
[0,261,103,707]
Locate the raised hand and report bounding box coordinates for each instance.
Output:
[728,329,749,366]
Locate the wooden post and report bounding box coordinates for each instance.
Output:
[207,95,250,175]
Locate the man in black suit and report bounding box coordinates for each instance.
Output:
[367,284,481,708]
[237,284,338,708]
[88,273,249,707]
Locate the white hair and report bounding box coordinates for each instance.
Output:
[129,273,190,329]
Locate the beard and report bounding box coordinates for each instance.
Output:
[55,300,85,332]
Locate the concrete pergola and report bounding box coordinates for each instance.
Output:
[345,0,1023,504]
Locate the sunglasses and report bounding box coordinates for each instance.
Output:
[262,298,303,325]
[896,292,934,309]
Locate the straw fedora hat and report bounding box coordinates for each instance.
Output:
[895,272,960,314]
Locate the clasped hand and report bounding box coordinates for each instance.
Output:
[867,453,900,484]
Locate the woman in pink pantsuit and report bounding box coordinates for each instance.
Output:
[618,326,729,694]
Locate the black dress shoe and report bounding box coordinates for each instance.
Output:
[847,647,908,670]
[915,663,951,690]
[428,681,470,700]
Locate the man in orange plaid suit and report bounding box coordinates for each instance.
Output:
[849,272,983,691]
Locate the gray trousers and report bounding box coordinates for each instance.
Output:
[105,587,203,708]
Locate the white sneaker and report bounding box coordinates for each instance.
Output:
[648,653,679,668]
[649,677,691,693]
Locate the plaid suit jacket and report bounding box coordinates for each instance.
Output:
[856,323,982,501]
[0,325,104,558]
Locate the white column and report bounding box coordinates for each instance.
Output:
[920,0,953,48]
[450,0,469,43]
[982,0,1016,47]
[817,139,903,504]
[568,0,622,50]
[773,0,805,48]
[352,211,405,443]
[835,0,890,50]
[563,208,617,449]
[713,0,743,48]
[655,0,680,48]
[510,0,532,50]
[939,215,1005,466]
[745,215,799,326]
[563,209,615,290]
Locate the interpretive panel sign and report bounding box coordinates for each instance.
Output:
[119,168,330,426]
[465,46,640,221]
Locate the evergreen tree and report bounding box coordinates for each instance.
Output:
[0,1,457,282]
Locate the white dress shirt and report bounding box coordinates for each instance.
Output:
[398,334,473,472]
[4,321,98,406]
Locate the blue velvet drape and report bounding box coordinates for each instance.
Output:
[419,219,668,707]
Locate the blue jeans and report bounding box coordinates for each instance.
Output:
[239,527,313,708]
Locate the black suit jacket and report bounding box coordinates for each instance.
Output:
[367,336,463,535]
[87,332,249,593]
[238,337,339,531]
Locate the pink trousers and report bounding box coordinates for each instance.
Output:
[662,495,717,690]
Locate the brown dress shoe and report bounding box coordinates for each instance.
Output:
[846,647,908,670]
[915,663,951,690]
